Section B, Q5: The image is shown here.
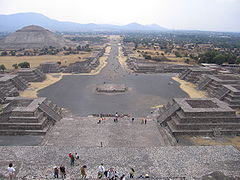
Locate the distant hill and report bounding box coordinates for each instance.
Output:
[0,12,167,32]
[0,25,75,49]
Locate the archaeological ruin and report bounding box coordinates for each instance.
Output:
[38,62,61,73]
[158,98,240,136]
[0,74,28,99]
[179,67,217,83]
[0,97,62,135]
[96,84,127,93]
[18,68,46,82]
[126,57,191,73]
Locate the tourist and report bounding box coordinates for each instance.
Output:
[97,163,105,179]
[80,165,87,179]
[115,112,119,122]
[7,163,15,180]
[70,153,75,166]
[107,168,115,180]
[141,118,144,124]
[75,153,80,160]
[144,119,147,124]
[53,166,59,178]
[129,168,135,178]
[120,174,126,180]
[131,117,134,123]
[60,165,66,179]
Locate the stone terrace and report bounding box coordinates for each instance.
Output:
[179,67,216,83]
[197,74,240,98]
[0,74,28,99]
[18,68,46,82]
[0,146,239,179]
[216,84,240,109]
[158,98,240,136]
[38,62,61,73]
[126,58,191,73]
[0,97,62,135]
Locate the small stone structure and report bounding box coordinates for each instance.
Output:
[126,58,191,73]
[158,98,240,136]
[38,62,61,73]
[197,74,240,96]
[213,84,240,109]
[96,84,127,93]
[64,58,100,73]
[0,97,62,135]
[0,74,28,99]
[179,67,216,83]
[18,68,46,82]
[63,49,104,73]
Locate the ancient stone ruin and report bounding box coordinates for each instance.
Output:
[18,68,46,82]
[38,62,61,73]
[179,67,216,83]
[126,57,190,73]
[63,49,104,73]
[0,74,28,99]
[197,74,240,97]
[158,98,240,136]
[63,58,100,73]
[0,97,62,135]
[96,84,127,93]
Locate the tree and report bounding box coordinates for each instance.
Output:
[57,61,61,65]
[12,64,18,69]
[18,62,30,68]
[1,51,8,56]
[0,64,6,72]
[175,51,182,58]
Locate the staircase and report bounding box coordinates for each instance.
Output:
[179,69,191,79]
[39,102,62,122]
[158,103,180,124]
[198,78,212,90]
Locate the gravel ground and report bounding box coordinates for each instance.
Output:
[0,146,239,180]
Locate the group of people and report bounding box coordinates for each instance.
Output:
[97,163,136,180]
[53,165,66,179]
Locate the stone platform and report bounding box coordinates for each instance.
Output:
[39,62,61,73]
[158,98,240,136]
[0,74,28,99]
[0,146,239,179]
[0,97,62,135]
[18,68,46,82]
[96,84,127,93]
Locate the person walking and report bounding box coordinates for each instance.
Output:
[144,119,147,124]
[53,166,59,178]
[129,168,135,178]
[115,112,119,122]
[107,168,115,180]
[59,165,66,180]
[80,165,87,179]
[97,163,105,179]
[7,163,15,180]
[70,153,75,166]
[131,117,134,123]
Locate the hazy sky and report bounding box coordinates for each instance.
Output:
[0,0,240,32]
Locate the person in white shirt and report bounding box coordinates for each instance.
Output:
[97,163,105,179]
[7,163,15,180]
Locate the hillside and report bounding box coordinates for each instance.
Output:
[0,12,166,32]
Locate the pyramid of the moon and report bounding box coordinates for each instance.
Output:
[0,25,74,49]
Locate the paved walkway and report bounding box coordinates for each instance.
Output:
[42,116,169,147]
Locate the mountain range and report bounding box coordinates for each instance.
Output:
[0,12,166,32]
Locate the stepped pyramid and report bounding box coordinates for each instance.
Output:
[0,25,74,49]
